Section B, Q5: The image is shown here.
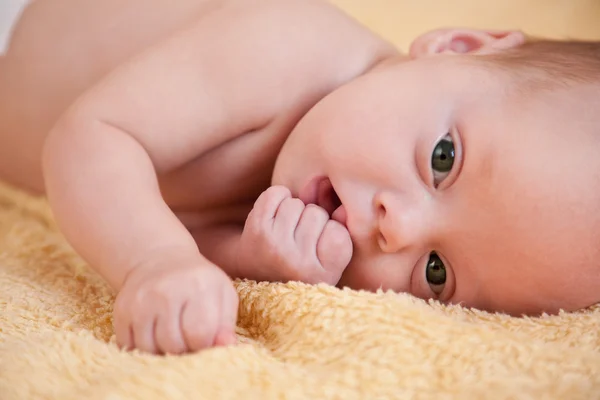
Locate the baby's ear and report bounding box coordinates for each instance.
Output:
[409,28,526,58]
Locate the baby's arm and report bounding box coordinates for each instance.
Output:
[42,6,295,354]
[43,53,252,354]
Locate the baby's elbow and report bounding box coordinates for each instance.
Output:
[43,110,81,174]
[42,105,103,189]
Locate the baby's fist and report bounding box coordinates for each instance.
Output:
[238,186,353,285]
[113,259,238,354]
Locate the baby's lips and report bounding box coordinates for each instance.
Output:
[298,176,324,205]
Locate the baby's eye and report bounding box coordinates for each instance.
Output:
[425,252,446,295]
[431,134,455,187]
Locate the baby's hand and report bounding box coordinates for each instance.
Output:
[238,186,353,285]
[113,258,238,354]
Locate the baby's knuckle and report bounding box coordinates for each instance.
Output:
[138,284,175,311]
[113,289,129,308]
[267,185,291,199]
[191,270,219,292]
[112,299,131,321]
[303,205,328,223]
[252,189,270,208]
[305,203,327,216]
[287,197,305,210]
[244,219,264,238]
[156,278,179,295]
[130,287,150,309]
[181,279,202,296]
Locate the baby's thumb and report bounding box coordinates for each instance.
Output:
[316,220,353,285]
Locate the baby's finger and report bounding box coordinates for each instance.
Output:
[132,313,159,354]
[181,297,219,351]
[154,307,187,355]
[316,220,353,284]
[273,197,305,239]
[113,318,134,351]
[215,286,239,347]
[113,294,134,350]
[249,186,292,224]
[295,204,330,255]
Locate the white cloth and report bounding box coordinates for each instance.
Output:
[0,0,30,55]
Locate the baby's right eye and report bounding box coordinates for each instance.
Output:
[431,134,455,188]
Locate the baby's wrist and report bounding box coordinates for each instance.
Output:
[117,247,211,289]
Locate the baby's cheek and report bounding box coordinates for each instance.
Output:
[336,256,398,292]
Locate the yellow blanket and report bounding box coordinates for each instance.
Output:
[2,2,600,399]
[1,180,600,399]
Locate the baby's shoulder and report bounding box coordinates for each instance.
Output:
[231,0,397,66]
[211,0,398,118]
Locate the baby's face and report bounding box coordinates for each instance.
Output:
[272,55,600,316]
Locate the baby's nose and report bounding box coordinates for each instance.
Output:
[374,190,425,253]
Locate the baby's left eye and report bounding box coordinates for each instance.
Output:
[431,133,455,187]
[425,252,446,295]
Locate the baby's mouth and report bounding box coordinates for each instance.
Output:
[315,178,342,217]
[298,176,347,226]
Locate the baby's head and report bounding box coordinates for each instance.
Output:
[272,28,600,316]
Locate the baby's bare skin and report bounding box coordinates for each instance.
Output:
[0,0,226,192]
[0,0,396,354]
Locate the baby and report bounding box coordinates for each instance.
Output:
[1,0,599,355]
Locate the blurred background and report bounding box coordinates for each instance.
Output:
[331,0,600,50]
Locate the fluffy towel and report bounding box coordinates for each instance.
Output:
[1,180,600,399]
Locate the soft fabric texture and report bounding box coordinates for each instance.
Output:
[1,182,600,399]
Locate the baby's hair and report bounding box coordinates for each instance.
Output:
[479,38,600,91]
